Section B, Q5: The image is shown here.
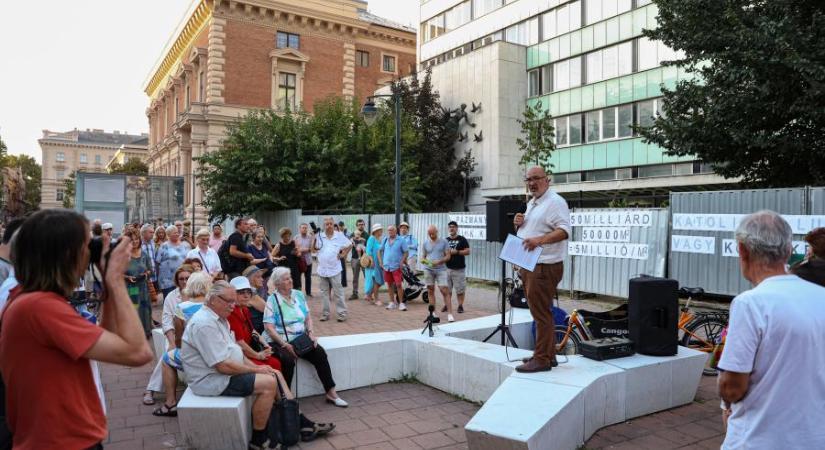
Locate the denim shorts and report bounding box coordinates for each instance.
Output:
[220,373,256,397]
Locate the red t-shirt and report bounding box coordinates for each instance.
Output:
[227,306,280,371]
[0,291,105,450]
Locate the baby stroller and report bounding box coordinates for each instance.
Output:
[402,265,429,303]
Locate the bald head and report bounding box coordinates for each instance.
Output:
[427,225,438,240]
[525,166,550,198]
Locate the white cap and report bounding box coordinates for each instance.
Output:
[101,223,113,230]
[230,276,252,291]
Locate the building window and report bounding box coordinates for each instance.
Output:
[586,0,632,26]
[637,99,656,128]
[618,104,634,137]
[528,69,541,97]
[424,15,445,42]
[56,189,64,202]
[356,50,369,67]
[555,116,568,146]
[185,84,191,107]
[585,111,600,143]
[277,72,297,110]
[95,154,102,165]
[56,152,65,162]
[444,1,471,32]
[472,0,503,19]
[276,32,300,49]
[80,153,88,164]
[602,107,617,139]
[56,170,65,179]
[569,114,583,145]
[638,163,674,178]
[382,55,396,73]
[199,71,205,102]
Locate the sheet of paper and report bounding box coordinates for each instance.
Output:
[499,234,542,272]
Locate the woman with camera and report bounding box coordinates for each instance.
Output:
[125,229,155,337]
[0,210,153,449]
[264,267,348,408]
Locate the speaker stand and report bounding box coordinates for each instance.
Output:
[483,259,518,347]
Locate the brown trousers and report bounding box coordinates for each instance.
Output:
[520,262,564,365]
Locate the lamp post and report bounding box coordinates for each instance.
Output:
[361,93,401,228]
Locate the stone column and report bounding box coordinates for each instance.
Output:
[342,42,356,102]
[206,17,226,104]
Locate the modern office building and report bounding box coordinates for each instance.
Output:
[144,0,416,225]
[418,0,736,207]
[38,128,148,209]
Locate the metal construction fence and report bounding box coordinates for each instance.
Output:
[255,187,825,299]
[669,188,825,296]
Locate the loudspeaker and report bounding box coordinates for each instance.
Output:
[486,200,524,243]
[628,276,678,356]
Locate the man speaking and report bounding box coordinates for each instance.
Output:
[513,166,571,373]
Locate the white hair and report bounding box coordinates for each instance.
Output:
[205,280,234,306]
[735,210,793,265]
[166,225,178,234]
[183,271,213,298]
[267,267,292,292]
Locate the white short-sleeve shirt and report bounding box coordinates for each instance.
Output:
[718,274,825,449]
[314,231,351,277]
[186,247,222,275]
[516,190,572,264]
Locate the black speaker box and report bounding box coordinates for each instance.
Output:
[628,276,679,356]
[486,200,524,243]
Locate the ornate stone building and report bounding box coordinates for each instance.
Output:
[38,129,148,209]
[143,0,416,224]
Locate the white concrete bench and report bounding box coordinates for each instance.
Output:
[177,388,254,450]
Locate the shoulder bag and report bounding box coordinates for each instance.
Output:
[267,373,301,446]
[274,293,314,357]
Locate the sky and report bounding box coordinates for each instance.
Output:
[0,0,419,162]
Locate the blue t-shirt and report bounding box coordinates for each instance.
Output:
[380,236,409,271]
[400,234,418,257]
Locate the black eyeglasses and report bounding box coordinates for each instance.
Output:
[215,295,236,305]
[524,176,547,183]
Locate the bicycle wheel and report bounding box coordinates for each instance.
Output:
[680,315,727,376]
[555,325,581,355]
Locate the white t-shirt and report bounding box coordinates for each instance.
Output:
[718,274,825,449]
[314,231,351,277]
[516,190,571,264]
[186,247,222,275]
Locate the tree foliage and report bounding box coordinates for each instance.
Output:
[3,154,41,214]
[197,69,476,221]
[516,101,556,173]
[642,0,825,186]
[108,158,149,175]
[63,171,76,209]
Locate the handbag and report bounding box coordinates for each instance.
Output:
[267,374,301,447]
[274,293,314,357]
[297,256,307,274]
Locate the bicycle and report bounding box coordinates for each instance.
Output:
[677,287,728,376]
[554,303,629,355]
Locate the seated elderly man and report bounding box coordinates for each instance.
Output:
[717,211,825,449]
[181,281,332,449]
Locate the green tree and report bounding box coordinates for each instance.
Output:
[108,158,149,175]
[4,154,41,214]
[516,100,556,173]
[391,69,477,211]
[63,171,76,209]
[641,0,825,186]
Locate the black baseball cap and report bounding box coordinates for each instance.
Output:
[448,221,458,227]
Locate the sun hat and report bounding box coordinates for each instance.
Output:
[371,223,383,234]
[230,276,252,291]
[399,221,410,228]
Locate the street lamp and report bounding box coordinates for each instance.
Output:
[361,93,401,227]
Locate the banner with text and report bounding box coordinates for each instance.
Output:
[571,211,653,228]
[449,214,486,240]
[673,213,825,234]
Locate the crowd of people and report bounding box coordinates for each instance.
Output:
[1,175,821,449]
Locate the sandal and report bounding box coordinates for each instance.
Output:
[152,403,178,417]
[142,391,156,406]
[300,422,335,442]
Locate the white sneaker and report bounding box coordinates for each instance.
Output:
[447,314,455,322]
[386,302,397,310]
[399,303,407,311]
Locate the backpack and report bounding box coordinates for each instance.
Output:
[217,239,233,273]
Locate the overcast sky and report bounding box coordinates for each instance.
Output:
[0,0,419,161]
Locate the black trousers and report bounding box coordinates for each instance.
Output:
[340,259,347,287]
[303,264,313,296]
[276,344,335,394]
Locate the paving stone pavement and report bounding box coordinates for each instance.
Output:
[100,275,726,449]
